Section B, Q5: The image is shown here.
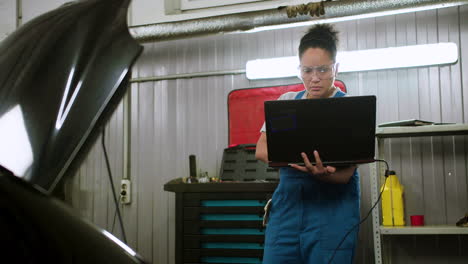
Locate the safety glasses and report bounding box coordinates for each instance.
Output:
[298,63,336,80]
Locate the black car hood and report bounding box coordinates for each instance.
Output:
[0,0,143,193]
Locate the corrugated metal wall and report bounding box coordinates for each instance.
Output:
[66,5,468,264]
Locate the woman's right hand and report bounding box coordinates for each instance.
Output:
[289,150,336,176]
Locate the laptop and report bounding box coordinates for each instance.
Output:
[264,95,376,167]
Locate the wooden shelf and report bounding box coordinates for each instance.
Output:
[380,225,468,235]
[376,123,468,138]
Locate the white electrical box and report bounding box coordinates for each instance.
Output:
[120,179,131,205]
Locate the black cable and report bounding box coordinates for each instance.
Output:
[102,128,128,244]
[327,159,390,264]
[111,207,118,233]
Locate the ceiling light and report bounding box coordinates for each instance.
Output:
[246,42,458,80]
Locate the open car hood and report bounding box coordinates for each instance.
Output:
[0,0,143,193]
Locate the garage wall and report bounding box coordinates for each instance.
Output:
[69,5,468,264]
[0,0,17,41]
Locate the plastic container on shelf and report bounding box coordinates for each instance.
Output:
[381,170,405,226]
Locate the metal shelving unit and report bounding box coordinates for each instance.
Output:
[380,225,468,235]
[370,123,468,264]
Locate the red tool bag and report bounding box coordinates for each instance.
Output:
[227,81,347,146]
[219,81,346,181]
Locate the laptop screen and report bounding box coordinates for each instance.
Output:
[264,95,376,166]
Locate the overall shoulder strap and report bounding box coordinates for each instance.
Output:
[295,90,306,100]
[334,90,346,98]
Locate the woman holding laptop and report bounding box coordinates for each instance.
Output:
[256,24,360,264]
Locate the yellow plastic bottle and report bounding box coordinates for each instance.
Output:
[381,170,405,226]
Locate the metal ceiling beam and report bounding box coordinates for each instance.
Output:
[130,0,468,42]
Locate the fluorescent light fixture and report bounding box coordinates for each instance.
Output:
[337,42,458,72]
[246,57,300,80]
[246,42,458,80]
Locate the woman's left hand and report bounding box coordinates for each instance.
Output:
[289,150,336,176]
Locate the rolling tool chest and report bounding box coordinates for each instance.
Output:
[164,180,278,264]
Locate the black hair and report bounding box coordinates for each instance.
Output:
[298,24,339,61]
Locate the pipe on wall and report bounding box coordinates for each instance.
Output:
[130,69,246,83]
[130,0,468,42]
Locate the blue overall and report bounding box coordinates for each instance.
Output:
[262,90,360,264]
